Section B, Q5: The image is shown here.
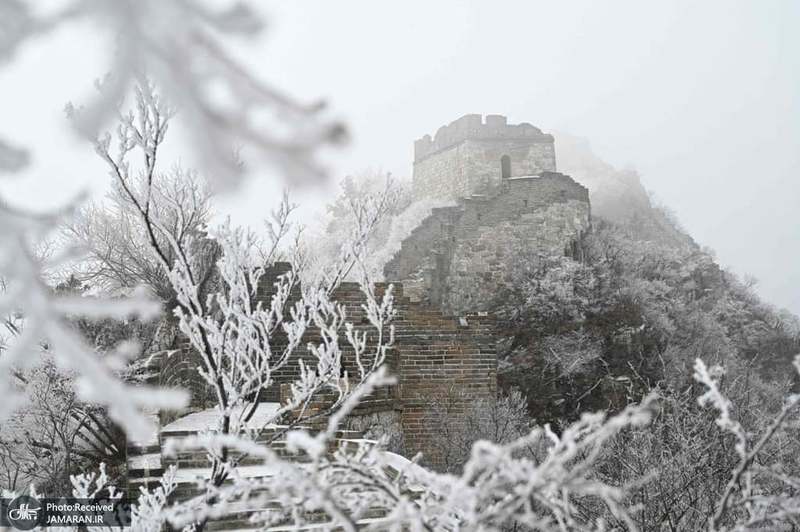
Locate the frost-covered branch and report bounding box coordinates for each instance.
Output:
[694,356,800,531]
[89,84,401,529]
[159,391,657,531]
[0,199,188,441]
[2,0,344,187]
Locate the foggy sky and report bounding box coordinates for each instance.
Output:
[1,0,798,315]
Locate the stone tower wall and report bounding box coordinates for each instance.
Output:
[385,172,591,314]
[413,114,556,201]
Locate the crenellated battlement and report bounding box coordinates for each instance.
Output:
[412,114,557,201]
[414,114,554,162]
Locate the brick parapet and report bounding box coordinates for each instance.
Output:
[414,114,553,163]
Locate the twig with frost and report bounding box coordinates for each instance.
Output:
[130,466,178,532]
[163,391,656,531]
[2,0,343,186]
[694,356,800,531]
[92,84,399,529]
[0,199,188,440]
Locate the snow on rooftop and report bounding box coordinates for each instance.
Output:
[174,464,280,482]
[162,403,281,433]
[128,452,161,471]
[381,451,428,491]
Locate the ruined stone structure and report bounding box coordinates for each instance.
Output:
[413,114,557,200]
[387,114,591,314]
[127,115,591,497]
[145,264,496,471]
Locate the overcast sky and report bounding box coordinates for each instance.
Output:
[1,0,798,314]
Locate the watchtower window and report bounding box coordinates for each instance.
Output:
[501,155,511,179]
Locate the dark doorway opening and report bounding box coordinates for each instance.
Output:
[501,155,511,178]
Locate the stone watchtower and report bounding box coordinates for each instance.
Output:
[386,114,591,314]
[412,114,557,200]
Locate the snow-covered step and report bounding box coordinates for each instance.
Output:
[127,452,164,479]
[160,403,282,434]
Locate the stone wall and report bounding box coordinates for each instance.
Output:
[394,309,496,468]
[413,114,556,201]
[157,265,497,470]
[251,273,401,414]
[412,142,471,200]
[385,172,591,314]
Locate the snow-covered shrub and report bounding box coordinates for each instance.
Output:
[693,356,800,530]
[422,387,533,473]
[63,166,214,304]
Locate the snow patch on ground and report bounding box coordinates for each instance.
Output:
[174,464,279,482]
[128,452,162,470]
[162,403,281,433]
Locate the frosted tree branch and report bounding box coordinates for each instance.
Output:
[694,356,800,531]
[3,0,345,186]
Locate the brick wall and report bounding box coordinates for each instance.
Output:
[155,265,498,469]
[394,307,496,468]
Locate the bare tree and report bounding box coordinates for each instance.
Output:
[423,387,534,473]
[64,165,215,304]
[93,83,398,530]
[0,357,125,495]
[0,0,344,440]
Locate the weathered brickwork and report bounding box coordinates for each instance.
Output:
[413,114,556,201]
[385,172,591,314]
[394,309,496,467]
[154,266,497,469]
